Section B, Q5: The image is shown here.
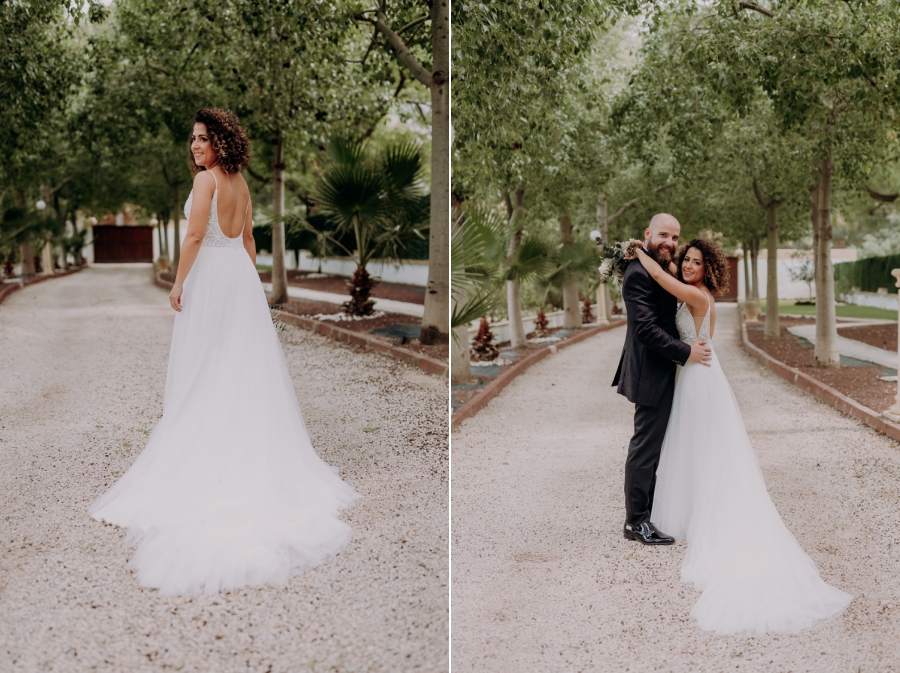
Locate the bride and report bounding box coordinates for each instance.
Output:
[89,108,360,595]
[626,238,851,636]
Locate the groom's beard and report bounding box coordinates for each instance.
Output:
[646,241,675,267]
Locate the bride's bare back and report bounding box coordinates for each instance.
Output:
[209,168,251,238]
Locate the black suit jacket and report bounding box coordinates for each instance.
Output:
[612,260,692,407]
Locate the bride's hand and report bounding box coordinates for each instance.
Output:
[169,283,183,312]
[623,239,644,260]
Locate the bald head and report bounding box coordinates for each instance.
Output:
[644,213,680,265]
[648,212,680,232]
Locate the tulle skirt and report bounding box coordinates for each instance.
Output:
[651,350,851,636]
[89,245,360,595]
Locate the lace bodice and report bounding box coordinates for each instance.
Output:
[183,174,246,249]
[675,296,712,345]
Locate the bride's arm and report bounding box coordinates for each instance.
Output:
[242,194,256,266]
[169,171,215,312]
[633,246,708,308]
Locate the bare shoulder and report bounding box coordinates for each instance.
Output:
[193,170,216,193]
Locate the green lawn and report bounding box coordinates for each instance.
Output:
[255,264,272,272]
[774,301,897,321]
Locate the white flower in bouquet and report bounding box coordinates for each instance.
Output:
[595,238,641,287]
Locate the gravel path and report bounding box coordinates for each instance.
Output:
[451,302,900,672]
[0,264,448,673]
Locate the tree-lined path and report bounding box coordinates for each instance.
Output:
[451,304,900,672]
[0,265,447,672]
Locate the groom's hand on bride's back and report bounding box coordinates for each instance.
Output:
[688,340,712,367]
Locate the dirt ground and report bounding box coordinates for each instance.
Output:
[837,322,898,352]
[258,270,426,305]
[278,303,448,361]
[748,317,897,412]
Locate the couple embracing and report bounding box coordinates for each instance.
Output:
[612,213,852,636]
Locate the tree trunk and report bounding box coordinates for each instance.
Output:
[507,188,527,348]
[172,182,182,271]
[419,0,450,345]
[450,285,473,384]
[14,189,35,276]
[157,214,170,271]
[270,133,289,305]
[814,151,839,367]
[450,195,473,383]
[749,236,760,300]
[41,239,53,274]
[595,198,611,324]
[559,214,582,329]
[742,242,750,301]
[764,204,779,339]
[54,193,68,272]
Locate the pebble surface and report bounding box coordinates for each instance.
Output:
[451,303,900,672]
[0,264,448,672]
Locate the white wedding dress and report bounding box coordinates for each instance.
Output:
[651,297,851,635]
[89,175,360,595]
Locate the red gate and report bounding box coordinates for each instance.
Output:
[92,225,153,263]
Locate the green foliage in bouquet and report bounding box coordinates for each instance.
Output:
[596,239,641,287]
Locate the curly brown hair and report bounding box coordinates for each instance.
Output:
[676,238,730,296]
[189,108,251,175]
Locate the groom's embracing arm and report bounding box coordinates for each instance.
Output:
[623,266,691,366]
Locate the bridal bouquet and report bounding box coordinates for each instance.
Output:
[590,232,641,287]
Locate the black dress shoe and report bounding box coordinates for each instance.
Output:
[623,521,675,545]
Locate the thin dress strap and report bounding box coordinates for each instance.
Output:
[239,199,250,237]
[209,169,218,190]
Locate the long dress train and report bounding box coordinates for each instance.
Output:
[89,175,360,595]
[651,298,851,635]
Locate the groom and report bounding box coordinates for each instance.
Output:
[612,213,712,545]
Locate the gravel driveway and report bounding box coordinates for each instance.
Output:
[0,264,448,672]
[451,303,900,672]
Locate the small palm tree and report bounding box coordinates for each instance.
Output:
[534,235,601,316]
[288,137,429,316]
[451,204,556,341]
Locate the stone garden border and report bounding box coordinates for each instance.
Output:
[154,269,447,378]
[451,320,627,431]
[0,266,86,307]
[738,313,900,444]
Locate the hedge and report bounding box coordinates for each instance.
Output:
[834,253,900,293]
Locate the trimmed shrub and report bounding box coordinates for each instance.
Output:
[834,253,900,294]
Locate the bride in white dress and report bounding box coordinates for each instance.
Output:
[90,109,360,595]
[628,238,851,636]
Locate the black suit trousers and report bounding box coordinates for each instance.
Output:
[624,372,676,525]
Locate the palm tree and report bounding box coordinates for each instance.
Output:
[450,202,558,383]
[289,137,429,316]
[537,235,601,324]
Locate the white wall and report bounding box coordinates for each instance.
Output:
[143,220,428,287]
[294,251,429,286]
[737,248,858,300]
